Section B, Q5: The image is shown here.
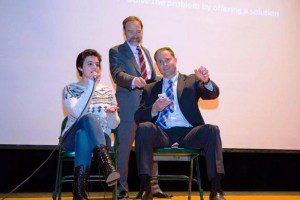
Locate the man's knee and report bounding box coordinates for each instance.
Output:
[202,124,221,140]
[197,124,220,140]
[136,122,157,140]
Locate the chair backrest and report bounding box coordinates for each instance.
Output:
[61,116,68,134]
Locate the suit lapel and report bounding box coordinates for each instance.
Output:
[157,80,163,95]
[177,73,186,102]
[151,80,163,103]
[120,42,141,74]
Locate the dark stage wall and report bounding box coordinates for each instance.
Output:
[1,148,300,193]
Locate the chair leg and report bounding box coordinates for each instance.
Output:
[195,157,204,200]
[57,155,63,200]
[53,149,63,200]
[57,152,67,200]
[188,158,194,200]
[113,183,118,200]
[113,148,118,200]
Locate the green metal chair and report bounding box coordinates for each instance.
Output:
[153,147,204,200]
[52,117,118,200]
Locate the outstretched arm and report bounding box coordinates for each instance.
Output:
[194,66,220,99]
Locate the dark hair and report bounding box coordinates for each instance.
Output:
[76,49,102,77]
[122,16,143,30]
[154,47,176,62]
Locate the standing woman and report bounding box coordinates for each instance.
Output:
[61,49,120,200]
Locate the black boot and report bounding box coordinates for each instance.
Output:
[93,145,120,186]
[73,165,88,200]
[82,167,90,199]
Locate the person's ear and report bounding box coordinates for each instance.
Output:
[78,66,83,72]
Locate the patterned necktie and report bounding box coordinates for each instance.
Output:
[136,46,148,80]
[156,80,174,129]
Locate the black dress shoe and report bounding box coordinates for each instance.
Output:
[152,191,173,198]
[118,190,129,200]
[135,190,153,200]
[209,190,226,200]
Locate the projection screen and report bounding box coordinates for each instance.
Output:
[0,0,299,150]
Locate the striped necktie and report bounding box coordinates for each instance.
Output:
[156,80,174,129]
[136,46,148,80]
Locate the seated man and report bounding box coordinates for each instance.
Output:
[134,47,226,200]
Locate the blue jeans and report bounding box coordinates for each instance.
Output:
[62,114,110,170]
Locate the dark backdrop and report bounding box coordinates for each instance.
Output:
[1,147,300,193]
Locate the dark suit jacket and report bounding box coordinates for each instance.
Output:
[134,73,219,127]
[109,42,157,122]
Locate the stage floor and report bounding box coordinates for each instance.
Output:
[3,192,300,200]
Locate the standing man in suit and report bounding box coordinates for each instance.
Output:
[134,47,226,200]
[109,16,170,199]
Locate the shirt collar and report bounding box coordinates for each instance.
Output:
[126,41,140,54]
[163,72,179,85]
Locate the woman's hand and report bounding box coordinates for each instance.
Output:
[105,105,119,113]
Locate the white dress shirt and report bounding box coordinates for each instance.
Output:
[160,73,193,128]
